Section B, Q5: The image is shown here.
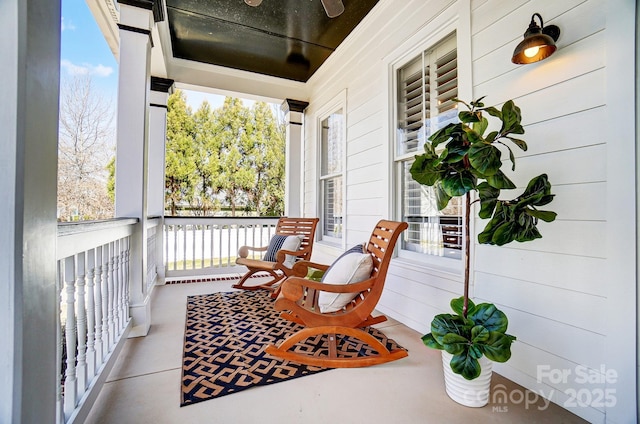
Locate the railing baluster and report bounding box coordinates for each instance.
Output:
[182,224,186,270]
[56,262,64,424]
[112,239,121,335]
[107,241,116,349]
[94,245,104,367]
[63,257,78,419]
[191,223,196,270]
[218,223,222,269]
[209,223,214,268]
[86,249,97,382]
[173,224,177,271]
[101,244,111,356]
[120,237,127,328]
[124,236,131,321]
[75,252,88,396]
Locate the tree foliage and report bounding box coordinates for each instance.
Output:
[164,91,286,216]
[57,74,115,221]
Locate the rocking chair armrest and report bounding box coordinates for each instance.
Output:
[289,260,330,277]
[238,245,268,258]
[275,249,307,264]
[281,275,376,298]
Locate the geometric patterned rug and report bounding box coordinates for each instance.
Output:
[181,290,405,406]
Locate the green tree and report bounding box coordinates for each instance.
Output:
[213,97,255,216]
[245,102,286,216]
[191,101,222,215]
[165,90,197,215]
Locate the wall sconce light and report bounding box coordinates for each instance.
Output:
[511,13,560,64]
[244,0,262,6]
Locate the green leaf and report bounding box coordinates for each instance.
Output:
[527,209,557,222]
[470,97,486,108]
[430,314,469,345]
[442,333,469,355]
[429,123,463,148]
[442,170,476,197]
[515,225,542,242]
[443,138,468,163]
[450,297,476,316]
[479,332,516,363]
[485,131,499,143]
[469,303,509,333]
[421,333,444,350]
[410,154,441,186]
[507,137,528,151]
[500,100,522,135]
[491,221,517,246]
[450,352,482,380]
[486,170,517,189]
[468,143,502,176]
[477,182,500,219]
[482,106,502,120]
[459,110,481,123]
[471,325,490,343]
[478,202,505,244]
[472,117,489,137]
[434,182,453,211]
[517,174,555,207]
[463,127,484,145]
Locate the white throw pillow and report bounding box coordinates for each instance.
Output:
[318,243,372,313]
[262,234,303,268]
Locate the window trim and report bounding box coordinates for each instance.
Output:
[315,90,347,249]
[385,10,472,273]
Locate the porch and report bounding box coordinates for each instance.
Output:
[4,0,638,423]
[55,217,585,423]
[84,278,584,424]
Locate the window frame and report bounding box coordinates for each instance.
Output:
[316,91,347,248]
[388,23,471,274]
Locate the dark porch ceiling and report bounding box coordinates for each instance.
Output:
[164,0,379,82]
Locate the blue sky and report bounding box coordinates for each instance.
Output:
[60,0,225,110]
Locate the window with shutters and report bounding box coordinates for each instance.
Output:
[394,33,463,264]
[319,108,344,243]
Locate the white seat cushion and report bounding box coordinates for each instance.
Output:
[318,243,372,313]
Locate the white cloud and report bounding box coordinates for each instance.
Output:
[61,59,114,78]
[61,17,76,32]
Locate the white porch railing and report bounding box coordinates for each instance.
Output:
[56,218,137,424]
[163,216,281,278]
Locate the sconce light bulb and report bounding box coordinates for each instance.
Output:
[524,46,540,58]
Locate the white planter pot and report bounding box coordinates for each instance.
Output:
[441,351,493,407]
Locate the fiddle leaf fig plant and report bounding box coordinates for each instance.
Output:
[410,97,556,380]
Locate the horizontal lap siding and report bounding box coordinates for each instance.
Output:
[469,0,626,422]
[304,0,634,421]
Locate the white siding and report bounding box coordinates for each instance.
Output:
[302,0,636,422]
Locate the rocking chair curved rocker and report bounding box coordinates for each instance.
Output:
[233,217,319,291]
[265,220,409,368]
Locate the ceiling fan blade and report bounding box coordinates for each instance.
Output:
[321,0,345,18]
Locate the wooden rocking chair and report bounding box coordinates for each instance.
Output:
[265,220,409,368]
[233,217,319,291]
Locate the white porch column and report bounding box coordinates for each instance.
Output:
[148,77,173,218]
[282,99,309,217]
[148,77,173,284]
[115,0,154,337]
[0,0,60,422]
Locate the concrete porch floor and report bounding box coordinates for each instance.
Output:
[85,277,587,424]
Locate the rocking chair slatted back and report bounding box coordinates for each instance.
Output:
[233,217,319,291]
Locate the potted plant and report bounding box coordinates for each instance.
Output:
[410,97,556,406]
